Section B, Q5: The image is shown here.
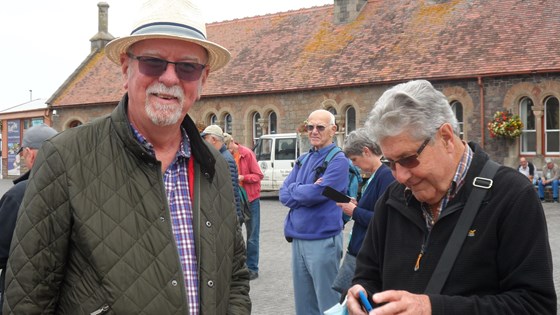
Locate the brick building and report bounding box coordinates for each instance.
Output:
[7,0,558,178]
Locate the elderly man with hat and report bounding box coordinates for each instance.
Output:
[201,125,243,224]
[0,124,58,314]
[2,1,250,314]
[538,157,559,202]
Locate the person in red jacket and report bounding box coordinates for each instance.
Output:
[225,133,264,280]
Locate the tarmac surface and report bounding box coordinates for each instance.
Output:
[0,179,559,313]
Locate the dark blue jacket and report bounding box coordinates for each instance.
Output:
[347,164,394,256]
[219,144,242,223]
[0,171,30,314]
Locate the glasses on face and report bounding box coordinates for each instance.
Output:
[306,124,328,132]
[127,53,206,82]
[387,138,431,171]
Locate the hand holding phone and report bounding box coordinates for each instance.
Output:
[359,291,373,313]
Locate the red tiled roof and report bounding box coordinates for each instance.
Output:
[52,0,560,106]
[52,53,125,106]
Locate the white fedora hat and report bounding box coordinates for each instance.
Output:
[105,0,231,72]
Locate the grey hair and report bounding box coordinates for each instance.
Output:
[343,128,382,157]
[364,80,459,143]
[223,132,233,146]
[327,111,336,125]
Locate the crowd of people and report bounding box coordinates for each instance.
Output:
[0,0,557,314]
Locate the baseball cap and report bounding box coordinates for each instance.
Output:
[16,124,58,154]
[200,125,224,139]
[546,157,553,164]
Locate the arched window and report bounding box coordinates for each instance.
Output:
[268,112,277,134]
[68,120,83,128]
[209,114,217,125]
[253,112,262,143]
[450,101,464,139]
[345,106,356,135]
[545,96,560,154]
[327,107,338,129]
[224,113,232,134]
[519,97,536,154]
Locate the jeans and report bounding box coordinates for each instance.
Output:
[292,234,343,315]
[538,179,559,200]
[245,198,260,272]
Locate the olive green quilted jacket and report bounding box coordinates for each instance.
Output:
[2,95,251,314]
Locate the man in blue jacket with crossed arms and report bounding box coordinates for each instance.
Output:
[280,109,349,315]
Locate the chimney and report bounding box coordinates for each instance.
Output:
[334,0,367,24]
[90,2,115,52]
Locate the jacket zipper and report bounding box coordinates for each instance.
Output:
[414,243,425,271]
[90,304,110,315]
[414,230,432,271]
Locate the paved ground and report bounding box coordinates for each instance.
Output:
[252,194,560,314]
[0,179,559,313]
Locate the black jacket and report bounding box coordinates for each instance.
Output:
[0,171,30,314]
[353,142,556,314]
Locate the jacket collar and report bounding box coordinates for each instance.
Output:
[111,93,216,179]
[13,170,30,185]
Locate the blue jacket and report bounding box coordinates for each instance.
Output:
[220,144,242,223]
[280,143,349,240]
[347,164,394,256]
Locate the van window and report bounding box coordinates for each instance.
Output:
[276,138,296,160]
[255,138,272,161]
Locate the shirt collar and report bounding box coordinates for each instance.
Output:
[130,124,191,159]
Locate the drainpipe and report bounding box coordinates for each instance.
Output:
[478,76,485,148]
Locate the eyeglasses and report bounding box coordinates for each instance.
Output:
[387,138,430,171]
[306,124,328,132]
[127,53,206,82]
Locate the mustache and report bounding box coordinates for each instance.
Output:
[145,83,185,104]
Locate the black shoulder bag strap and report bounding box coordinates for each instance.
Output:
[424,159,500,294]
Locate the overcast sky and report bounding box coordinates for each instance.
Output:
[0,0,332,110]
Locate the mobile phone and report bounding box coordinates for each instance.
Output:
[358,291,373,313]
[322,186,351,203]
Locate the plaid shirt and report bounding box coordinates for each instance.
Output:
[421,142,473,230]
[132,125,199,314]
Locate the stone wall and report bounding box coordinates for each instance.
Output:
[54,74,560,168]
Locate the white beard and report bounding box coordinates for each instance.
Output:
[145,83,185,126]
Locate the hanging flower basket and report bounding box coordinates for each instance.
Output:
[296,120,308,134]
[487,110,523,139]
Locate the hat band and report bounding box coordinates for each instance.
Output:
[132,22,207,40]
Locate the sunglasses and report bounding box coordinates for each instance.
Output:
[127,53,206,82]
[387,138,430,171]
[306,124,328,132]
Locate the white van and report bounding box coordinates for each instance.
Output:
[254,133,301,192]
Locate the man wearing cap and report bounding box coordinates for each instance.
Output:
[0,124,58,315]
[538,158,559,202]
[201,125,243,224]
[2,1,250,314]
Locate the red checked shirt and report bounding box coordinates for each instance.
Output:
[132,126,199,315]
